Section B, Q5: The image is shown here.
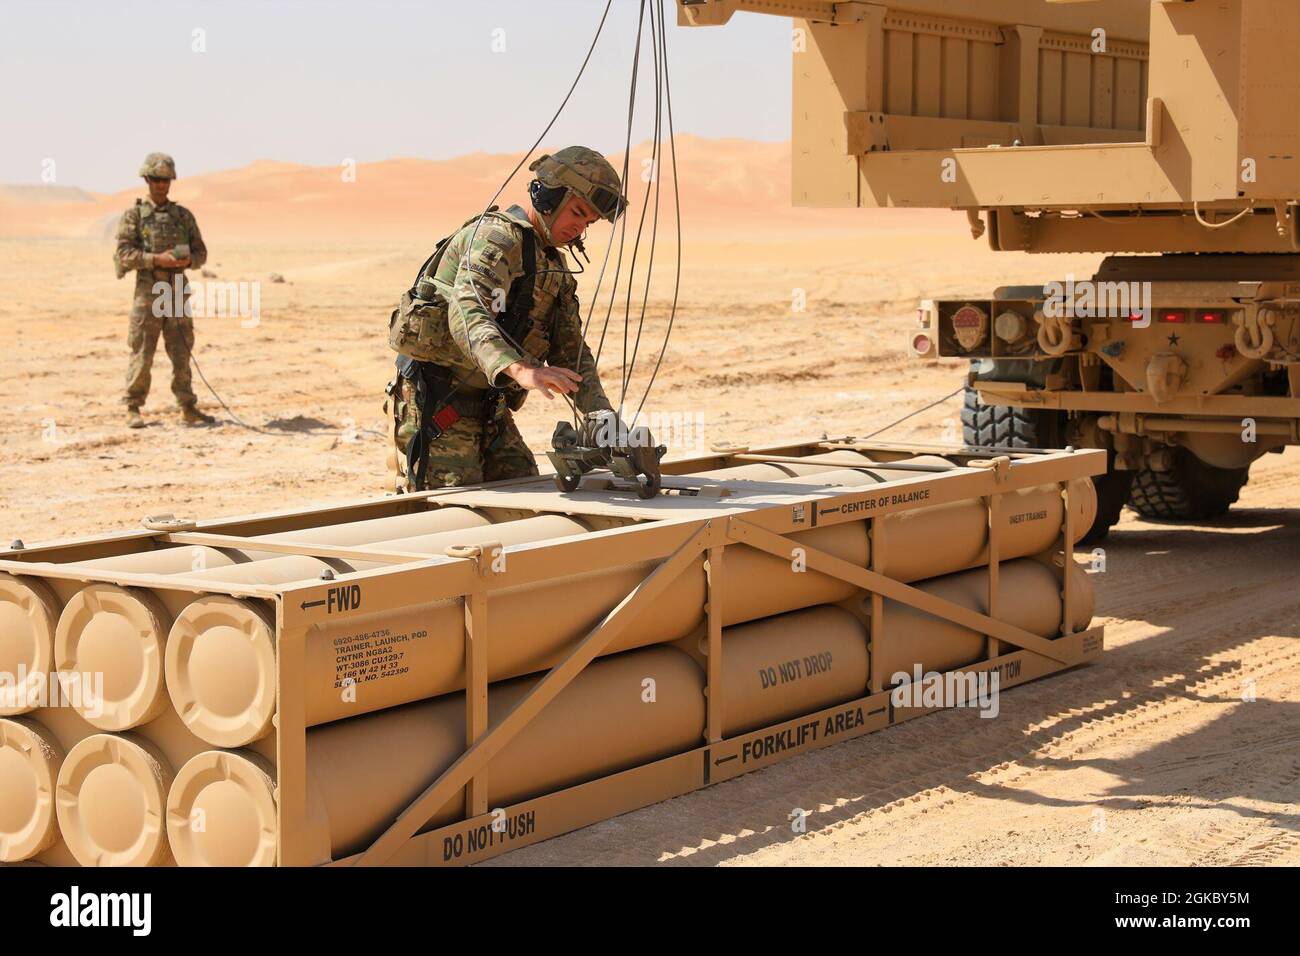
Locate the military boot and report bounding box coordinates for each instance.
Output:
[180,403,216,426]
[126,407,145,429]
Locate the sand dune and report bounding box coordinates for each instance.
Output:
[0,136,961,242]
[0,184,98,205]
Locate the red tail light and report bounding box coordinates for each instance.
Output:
[1160,310,1187,323]
[1199,310,1225,323]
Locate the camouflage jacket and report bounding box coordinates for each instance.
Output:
[433,204,612,414]
[114,197,207,282]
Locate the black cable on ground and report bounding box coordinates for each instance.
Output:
[182,334,380,439]
[185,344,268,433]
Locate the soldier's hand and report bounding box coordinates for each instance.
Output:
[507,363,581,400]
[154,252,190,269]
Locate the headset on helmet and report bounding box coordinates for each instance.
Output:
[528,179,570,216]
[527,147,628,223]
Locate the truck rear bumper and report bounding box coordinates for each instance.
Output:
[973,380,1300,424]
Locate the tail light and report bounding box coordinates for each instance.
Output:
[950,304,989,351]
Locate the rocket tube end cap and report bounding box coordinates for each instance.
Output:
[55,733,173,867]
[54,585,169,730]
[167,750,277,867]
[0,717,64,861]
[1067,477,1099,542]
[0,574,60,716]
[165,596,275,747]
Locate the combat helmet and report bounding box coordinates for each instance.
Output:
[528,147,628,223]
[139,152,177,180]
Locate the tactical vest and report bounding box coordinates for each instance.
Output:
[133,200,192,280]
[387,207,557,364]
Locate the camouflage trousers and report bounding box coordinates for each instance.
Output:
[125,289,196,408]
[389,377,539,490]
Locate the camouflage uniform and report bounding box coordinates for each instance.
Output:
[113,155,207,410]
[392,203,614,489]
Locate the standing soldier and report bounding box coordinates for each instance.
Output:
[114,152,215,428]
[386,146,644,489]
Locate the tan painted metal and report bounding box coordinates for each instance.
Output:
[0,699,276,865]
[288,521,867,731]
[0,575,60,717]
[165,597,278,748]
[54,585,172,732]
[165,473,1091,738]
[873,558,1093,680]
[182,515,590,585]
[65,546,275,575]
[960,274,1300,464]
[873,477,1094,582]
[705,605,868,737]
[353,628,1102,867]
[692,449,950,481]
[253,506,492,546]
[55,732,174,867]
[0,716,63,859]
[67,505,493,575]
[167,645,707,865]
[166,750,279,867]
[680,1,1300,252]
[678,0,1300,468]
[0,438,1105,866]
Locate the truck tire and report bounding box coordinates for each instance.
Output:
[1129,448,1249,521]
[960,386,1129,544]
[960,386,1060,449]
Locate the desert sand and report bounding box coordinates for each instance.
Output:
[2,139,1296,866]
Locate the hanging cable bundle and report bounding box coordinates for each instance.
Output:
[452,0,682,498]
[584,0,682,433]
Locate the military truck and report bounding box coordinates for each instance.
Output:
[677,0,1300,540]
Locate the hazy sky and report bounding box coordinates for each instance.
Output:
[0,0,792,193]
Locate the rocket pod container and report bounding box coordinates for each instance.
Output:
[0,438,1106,866]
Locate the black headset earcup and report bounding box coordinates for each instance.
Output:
[528,180,552,214]
[529,179,568,216]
